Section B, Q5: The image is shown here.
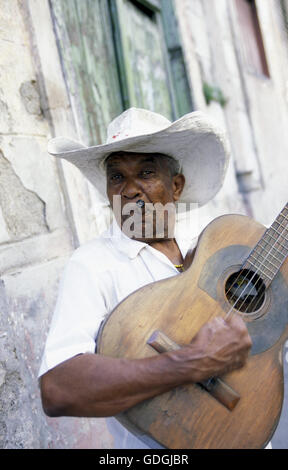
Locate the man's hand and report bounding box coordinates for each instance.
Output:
[166,314,252,384]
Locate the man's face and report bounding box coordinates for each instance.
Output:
[106,152,185,242]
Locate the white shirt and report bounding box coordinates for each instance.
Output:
[39,220,197,448]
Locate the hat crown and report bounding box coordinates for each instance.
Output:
[106,107,171,144]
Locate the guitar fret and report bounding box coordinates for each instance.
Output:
[263,243,288,260]
[280,205,288,217]
[278,213,288,223]
[262,233,288,254]
[248,258,277,276]
[243,202,288,288]
[265,227,288,244]
[249,253,279,271]
[279,206,288,214]
[257,241,286,259]
[246,253,277,275]
[255,243,283,262]
[272,223,288,238]
[246,260,273,280]
[273,224,288,235]
[270,226,288,241]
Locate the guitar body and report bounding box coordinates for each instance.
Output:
[97,214,288,449]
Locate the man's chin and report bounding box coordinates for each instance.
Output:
[119,215,175,241]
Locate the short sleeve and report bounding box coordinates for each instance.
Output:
[38,256,108,377]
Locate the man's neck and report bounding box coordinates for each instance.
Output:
[148,238,183,266]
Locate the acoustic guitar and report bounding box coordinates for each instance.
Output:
[97,202,288,449]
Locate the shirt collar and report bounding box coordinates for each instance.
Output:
[107,219,148,259]
[107,218,197,261]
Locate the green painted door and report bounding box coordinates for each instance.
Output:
[50,0,123,144]
[111,0,174,120]
[49,0,193,142]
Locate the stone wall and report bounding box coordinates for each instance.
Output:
[0,0,112,449]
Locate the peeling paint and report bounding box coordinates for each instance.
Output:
[0,150,49,239]
[19,80,42,116]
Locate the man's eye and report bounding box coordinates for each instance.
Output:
[140,170,154,178]
[109,174,123,183]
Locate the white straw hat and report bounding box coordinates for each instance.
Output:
[47,107,230,207]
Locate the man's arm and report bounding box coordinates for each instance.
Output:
[40,314,251,418]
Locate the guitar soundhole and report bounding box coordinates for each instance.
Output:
[225,269,266,313]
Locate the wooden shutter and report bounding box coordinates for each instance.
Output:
[160,0,194,118]
[50,0,193,139]
[49,0,123,144]
[109,0,174,120]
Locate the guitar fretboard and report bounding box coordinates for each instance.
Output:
[243,202,288,286]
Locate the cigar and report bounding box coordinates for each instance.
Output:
[136,199,145,208]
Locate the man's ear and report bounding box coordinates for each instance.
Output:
[172,174,185,202]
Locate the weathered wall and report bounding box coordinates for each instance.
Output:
[174,0,288,227]
[238,0,288,224]
[0,0,112,449]
[173,0,247,235]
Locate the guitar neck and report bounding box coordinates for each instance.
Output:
[243,202,288,286]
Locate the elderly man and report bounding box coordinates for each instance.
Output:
[39,108,252,449]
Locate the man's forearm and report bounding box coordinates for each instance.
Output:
[40,315,251,418]
[40,351,189,418]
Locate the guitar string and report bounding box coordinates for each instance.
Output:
[243,216,288,314]
[238,212,288,315]
[224,211,288,320]
[226,208,288,310]
[240,230,288,316]
[228,220,288,316]
[210,213,288,318]
[219,210,288,307]
[221,226,281,316]
[226,214,288,318]
[224,258,279,320]
[225,223,287,320]
[201,207,287,388]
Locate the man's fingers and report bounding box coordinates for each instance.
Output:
[224,314,252,348]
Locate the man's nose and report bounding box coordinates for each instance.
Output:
[122,179,142,200]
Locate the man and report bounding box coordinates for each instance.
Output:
[39,108,252,448]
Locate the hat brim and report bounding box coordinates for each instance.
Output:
[48,111,230,208]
